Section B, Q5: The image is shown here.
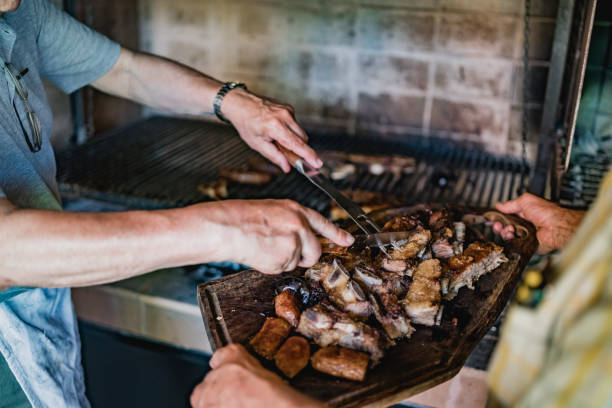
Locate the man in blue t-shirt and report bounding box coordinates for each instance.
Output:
[0,0,354,405]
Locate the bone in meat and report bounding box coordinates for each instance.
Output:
[389,226,431,260]
[353,266,414,340]
[274,336,310,378]
[296,301,386,362]
[311,346,369,382]
[319,260,372,319]
[403,259,442,326]
[445,241,508,299]
[249,317,291,360]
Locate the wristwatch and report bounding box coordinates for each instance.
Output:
[213,81,247,123]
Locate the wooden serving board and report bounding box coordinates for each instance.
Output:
[198,206,537,407]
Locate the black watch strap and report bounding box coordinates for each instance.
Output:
[213,82,247,123]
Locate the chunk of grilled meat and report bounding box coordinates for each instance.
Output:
[388,226,431,260]
[297,301,387,362]
[432,238,454,259]
[274,336,310,378]
[318,260,372,319]
[249,317,292,360]
[403,259,443,326]
[353,265,414,339]
[445,241,508,299]
[275,290,301,327]
[311,346,369,382]
[381,258,411,274]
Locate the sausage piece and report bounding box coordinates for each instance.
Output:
[249,317,291,360]
[274,336,310,378]
[275,290,301,327]
[219,168,272,185]
[311,346,369,381]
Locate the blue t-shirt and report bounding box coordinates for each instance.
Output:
[0,0,120,405]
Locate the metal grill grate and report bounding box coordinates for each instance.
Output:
[56,117,530,213]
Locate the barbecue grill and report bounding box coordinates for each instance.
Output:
[56,116,531,213]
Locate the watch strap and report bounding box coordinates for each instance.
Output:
[213,82,247,123]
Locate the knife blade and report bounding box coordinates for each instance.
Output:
[319,231,411,253]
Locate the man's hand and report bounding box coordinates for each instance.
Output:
[190,344,322,408]
[221,89,321,173]
[493,193,585,253]
[203,199,353,274]
[92,49,321,173]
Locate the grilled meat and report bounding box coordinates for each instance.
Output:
[296,301,387,362]
[381,258,410,274]
[311,346,369,382]
[275,290,301,327]
[319,260,372,319]
[445,241,508,299]
[197,179,228,200]
[250,317,291,359]
[274,336,310,378]
[246,156,282,176]
[382,212,424,232]
[403,259,443,326]
[219,168,272,184]
[432,238,454,259]
[353,265,414,339]
[389,227,431,260]
[330,190,400,221]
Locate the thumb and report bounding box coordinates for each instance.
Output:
[496,196,526,214]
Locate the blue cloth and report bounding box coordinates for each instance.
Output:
[0,0,120,405]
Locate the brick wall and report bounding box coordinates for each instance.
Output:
[140,0,558,160]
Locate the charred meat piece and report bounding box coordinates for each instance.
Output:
[274,336,310,378]
[249,317,291,360]
[381,258,410,274]
[382,214,420,232]
[352,266,414,340]
[219,168,272,185]
[311,346,369,382]
[275,290,301,327]
[319,261,372,319]
[389,227,431,260]
[297,301,387,362]
[445,241,508,299]
[403,259,442,326]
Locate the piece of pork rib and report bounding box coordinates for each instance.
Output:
[296,301,388,362]
[444,240,508,299]
[386,226,432,261]
[402,259,443,326]
[353,266,414,340]
[309,260,372,319]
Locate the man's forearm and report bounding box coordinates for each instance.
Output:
[92,48,223,116]
[0,201,227,288]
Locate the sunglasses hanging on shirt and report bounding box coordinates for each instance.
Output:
[3,62,42,152]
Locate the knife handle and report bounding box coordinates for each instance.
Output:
[275,142,302,168]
